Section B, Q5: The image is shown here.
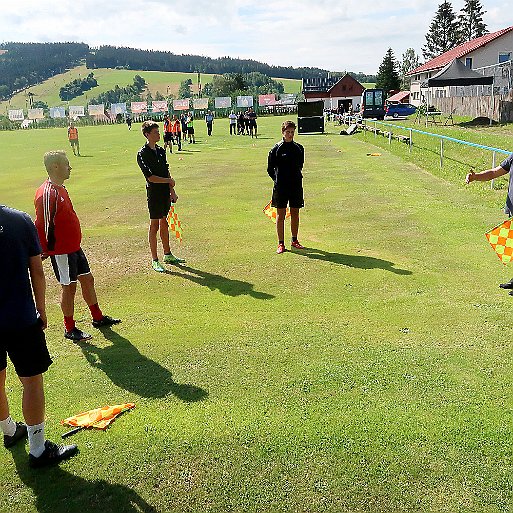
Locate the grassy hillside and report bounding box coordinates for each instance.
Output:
[0,65,302,114]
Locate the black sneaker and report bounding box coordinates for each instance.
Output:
[92,315,121,328]
[500,280,513,289]
[29,440,78,468]
[64,327,92,341]
[4,422,27,448]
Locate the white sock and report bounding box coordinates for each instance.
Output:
[0,416,16,437]
[27,422,45,457]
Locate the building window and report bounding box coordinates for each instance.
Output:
[499,52,511,63]
[465,57,473,68]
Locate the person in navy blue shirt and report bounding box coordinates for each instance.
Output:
[0,205,77,467]
[466,152,513,292]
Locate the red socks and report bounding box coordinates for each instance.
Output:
[64,304,103,329]
[64,316,75,332]
[89,303,103,322]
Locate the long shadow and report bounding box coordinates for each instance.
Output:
[78,328,208,401]
[9,445,158,513]
[169,265,275,299]
[293,246,412,275]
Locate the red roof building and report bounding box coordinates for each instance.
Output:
[408,25,513,106]
[302,74,365,112]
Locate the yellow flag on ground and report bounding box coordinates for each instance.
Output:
[263,201,290,223]
[167,204,183,242]
[61,403,135,431]
[485,218,513,264]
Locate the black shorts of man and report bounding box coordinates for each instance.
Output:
[466,152,513,293]
[267,120,305,254]
[0,205,78,467]
[137,121,185,272]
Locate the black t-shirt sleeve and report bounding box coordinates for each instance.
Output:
[137,148,153,179]
[500,153,513,172]
[267,146,277,179]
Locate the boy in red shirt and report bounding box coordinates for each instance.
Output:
[34,150,120,341]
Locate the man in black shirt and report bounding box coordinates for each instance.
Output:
[267,120,305,254]
[137,121,185,272]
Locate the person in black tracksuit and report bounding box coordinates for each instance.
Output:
[267,120,305,254]
[137,121,185,271]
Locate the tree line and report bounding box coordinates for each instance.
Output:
[373,0,488,94]
[0,42,88,99]
[86,45,376,83]
[59,72,98,101]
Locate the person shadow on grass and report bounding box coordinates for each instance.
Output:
[293,246,412,275]
[78,328,208,402]
[168,265,275,299]
[9,444,158,513]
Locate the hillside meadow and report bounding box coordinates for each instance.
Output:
[0,65,302,114]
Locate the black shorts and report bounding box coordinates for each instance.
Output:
[163,132,173,143]
[271,185,304,209]
[147,186,171,219]
[50,248,91,286]
[249,120,257,128]
[187,127,195,135]
[0,322,52,377]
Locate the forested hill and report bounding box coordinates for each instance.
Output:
[87,45,330,79]
[0,42,376,101]
[0,42,88,99]
[88,46,376,84]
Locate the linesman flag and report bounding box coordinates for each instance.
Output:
[485,218,513,264]
[167,203,183,242]
[263,201,290,223]
[61,403,135,437]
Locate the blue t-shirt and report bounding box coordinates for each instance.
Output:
[0,206,42,329]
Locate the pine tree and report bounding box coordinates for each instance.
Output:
[400,48,420,89]
[422,1,460,60]
[458,0,488,43]
[375,48,401,93]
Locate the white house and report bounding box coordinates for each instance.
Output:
[408,25,513,106]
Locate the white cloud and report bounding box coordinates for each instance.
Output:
[1,0,509,73]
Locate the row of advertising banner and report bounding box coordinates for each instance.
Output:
[7,94,297,121]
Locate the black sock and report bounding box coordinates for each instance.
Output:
[292,237,298,242]
[279,240,284,245]
[153,258,159,262]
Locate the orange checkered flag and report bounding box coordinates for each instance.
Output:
[61,403,135,438]
[166,203,183,243]
[485,218,513,264]
[263,201,290,224]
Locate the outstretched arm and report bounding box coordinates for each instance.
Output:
[466,165,508,184]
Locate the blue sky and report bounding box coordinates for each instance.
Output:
[1,1,510,74]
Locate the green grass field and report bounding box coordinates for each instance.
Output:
[2,116,513,512]
[0,65,302,114]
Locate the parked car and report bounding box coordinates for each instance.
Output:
[385,103,417,118]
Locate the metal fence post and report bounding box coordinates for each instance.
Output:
[491,151,496,189]
[440,138,444,168]
[374,121,377,138]
[389,131,392,145]
[409,128,412,153]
